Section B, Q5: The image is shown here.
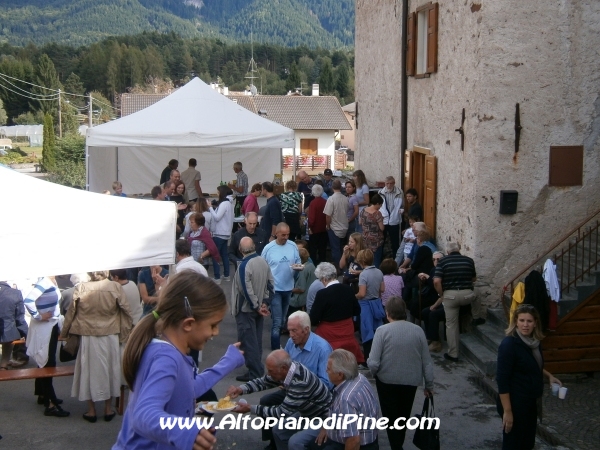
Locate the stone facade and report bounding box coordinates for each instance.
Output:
[356,0,600,301]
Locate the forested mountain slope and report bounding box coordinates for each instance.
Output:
[0,0,354,48]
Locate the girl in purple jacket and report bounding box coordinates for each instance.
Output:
[113,271,244,450]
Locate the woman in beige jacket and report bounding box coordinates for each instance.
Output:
[61,271,133,422]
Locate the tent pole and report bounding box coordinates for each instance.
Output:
[292,142,297,181]
[85,144,89,191]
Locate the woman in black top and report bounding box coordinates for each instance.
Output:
[171,181,188,236]
[310,262,364,365]
[497,304,562,450]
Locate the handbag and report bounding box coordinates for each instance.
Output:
[413,396,440,450]
[59,334,80,362]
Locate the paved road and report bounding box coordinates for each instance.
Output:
[0,276,569,449]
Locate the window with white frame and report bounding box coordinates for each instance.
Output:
[406,2,439,77]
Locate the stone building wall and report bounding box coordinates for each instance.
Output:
[355,0,600,302]
[355,0,404,180]
[473,0,600,291]
[405,0,484,262]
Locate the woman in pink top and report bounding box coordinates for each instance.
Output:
[241,183,261,215]
[380,258,404,307]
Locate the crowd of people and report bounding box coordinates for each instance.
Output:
[0,160,560,450]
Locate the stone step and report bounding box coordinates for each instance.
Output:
[460,333,497,376]
[487,308,508,329]
[471,322,506,353]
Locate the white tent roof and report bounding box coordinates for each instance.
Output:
[0,166,176,280]
[86,78,295,148]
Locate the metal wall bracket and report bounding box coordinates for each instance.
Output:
[455,108,465,151]
[515,103,522,153]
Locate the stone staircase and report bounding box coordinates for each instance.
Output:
[460,218,600,376]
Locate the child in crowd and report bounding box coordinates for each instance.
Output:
[113,271,244,450]
[396,216,419,265]
[379,258,404,308]
[295,239,314,265]
[112,181,127,197]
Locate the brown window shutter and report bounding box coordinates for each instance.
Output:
[426,3,439,74]
[406,12,416,76]
[404,150,414,193]
[424,155,437,238]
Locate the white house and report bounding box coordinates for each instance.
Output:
[228,93,352,174]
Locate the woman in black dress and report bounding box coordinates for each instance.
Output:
[497,304,562,450]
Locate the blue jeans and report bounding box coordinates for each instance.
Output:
[374,245,383,268]
[327,229,344,267]
[213,237,230,278]
[270,291,291,350]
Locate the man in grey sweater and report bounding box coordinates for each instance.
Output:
[231,237,274,381]
[368,296,434,449]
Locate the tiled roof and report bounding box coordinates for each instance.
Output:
[119,92,352,131]
[226,95,258,114]
[227,95,352,130]
[120,94,169,117]
[341,102,355,113]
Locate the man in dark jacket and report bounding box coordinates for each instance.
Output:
[229,212,268,269]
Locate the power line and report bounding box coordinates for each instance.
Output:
[0,81,59,102]
[0,71,61,93]
[0,71,120,112]
[0,74,60,99]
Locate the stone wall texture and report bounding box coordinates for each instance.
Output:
[355,0,600,302]
[355,0,404,180]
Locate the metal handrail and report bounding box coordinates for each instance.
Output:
[501,208,600,317]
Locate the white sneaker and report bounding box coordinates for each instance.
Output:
[222,276,230,282]
[213,278,221,285]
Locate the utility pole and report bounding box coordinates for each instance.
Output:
[58,89,62,138]
[88,93,93,128]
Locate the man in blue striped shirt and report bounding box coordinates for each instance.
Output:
[311,349,380,450]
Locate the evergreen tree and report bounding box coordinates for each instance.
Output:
[336,63,350,99]
[0,99,7,125]
[42,113,57,171]
[32,54,61,118]
[318,60,334,94]
[285,62,301,92]
[63,72,85,107]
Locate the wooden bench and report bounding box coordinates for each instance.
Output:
[0,365,127,415]
[0,365,75,382]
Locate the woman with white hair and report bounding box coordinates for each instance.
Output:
[310,263,365,366]
[308,184,328,265]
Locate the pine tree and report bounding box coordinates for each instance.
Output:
[285,63,301,92]
[32,54,61,117]
[336,63,350,99]
[0,99,7,125]
[318,60,334,94]
[63,73,86,107]
[42,113,56,171]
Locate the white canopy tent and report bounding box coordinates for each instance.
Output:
[0,166,176,280]
[86,78,295,194]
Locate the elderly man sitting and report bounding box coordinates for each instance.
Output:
[310,262,364,367]
[227,349,332,450]
[258,311,333,449]
[310,349,380,450]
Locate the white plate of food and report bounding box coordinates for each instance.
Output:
[290,264,305,271]
[201,397,237,412]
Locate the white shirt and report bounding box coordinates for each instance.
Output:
[175,256,208,277]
